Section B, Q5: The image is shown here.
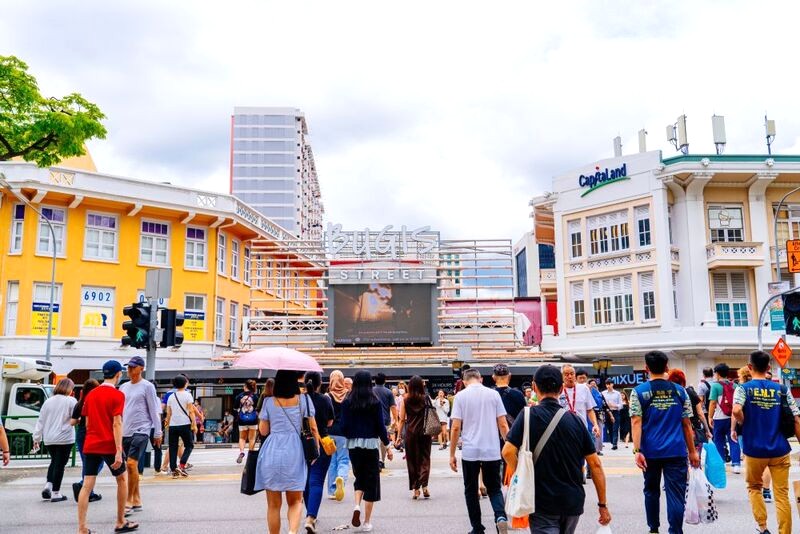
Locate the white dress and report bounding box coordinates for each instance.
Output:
[434,397,450,424]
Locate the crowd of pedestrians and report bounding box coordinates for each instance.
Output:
[13,349,800,534]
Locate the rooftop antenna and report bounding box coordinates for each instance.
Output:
[613,136,622,157]
[638,129,647,153]
[765,115,776,155]
[712,115,726,155]
[666,114,689,155]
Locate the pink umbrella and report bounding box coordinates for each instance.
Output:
[233,347,323,373]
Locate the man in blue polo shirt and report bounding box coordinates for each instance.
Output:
[733,350,800,534]
[631,351,699,534]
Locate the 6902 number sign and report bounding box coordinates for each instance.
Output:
[81,286,114,306]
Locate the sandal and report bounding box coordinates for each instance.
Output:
[115,521,139,533]
[412,489,420,500]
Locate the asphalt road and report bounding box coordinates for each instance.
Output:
[1,446,798,533]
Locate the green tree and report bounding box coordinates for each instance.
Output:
[0,55,106,167]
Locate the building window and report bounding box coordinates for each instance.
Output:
[85,213,118,261]
[708,205,744,243]
[591,275,633,326]
[37,206,66,256]
[635,206,651,247]
[10,204,24,253]
[242,304,250,324]
[713,272,748,326]
[515,249,528,297]
[4,281,19,335]
[672,271,679,320]
[139,220,169,265]
[215,297,225,343]
[185,227,207,269]
[668,205,674,245]
[588,210,629,256]
[217,233,227,274]
[255,258,263,289]
[231,240,240,280]
[185,294,205,312]
[639,272,656,321]
[571,281,585,327]
[229,302,239,346]
[266,261,274,291]
[243,246,251,285]
[568,220,582,259]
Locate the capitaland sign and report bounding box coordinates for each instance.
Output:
[578,163,629,197]
[327,224,438,260]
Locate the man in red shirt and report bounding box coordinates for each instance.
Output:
[77,360,138,533]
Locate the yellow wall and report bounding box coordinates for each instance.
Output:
[0,191,308,345]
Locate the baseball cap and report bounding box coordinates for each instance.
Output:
[493,363,510,376]
[534,365,563,391]
[102,360,124,378]
[126,356,146,368]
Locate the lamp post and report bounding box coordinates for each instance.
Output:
[0,173,57,366]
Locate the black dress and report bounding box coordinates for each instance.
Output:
[619,403,631,441]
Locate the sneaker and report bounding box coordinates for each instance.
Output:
[378,461,385,470]
[50,495,68,503]
[41,488,51,500]
[89,493,102,503]
[236,452,245,464]
[72,482,82,502]
[304,518,317,534]
[756,529,772,534]
[763,489,773,502]
[351,506,361,527]
[334,476,345,501]
[612,445,618,450]
[496,517,509,534]
[177,467,189,477]
[184,463,194,470]
[361,523,373,532]
[732,465,741,474]
[327,494,337,500]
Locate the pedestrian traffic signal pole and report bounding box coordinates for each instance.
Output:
[146,297,159,381]
[757,289,800,386]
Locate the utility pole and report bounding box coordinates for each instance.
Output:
[146,297,160,382]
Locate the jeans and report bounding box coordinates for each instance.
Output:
[462,459,505,533]
[605,410,621,447]
[529,513,581,534]
[168,424,194,471]
[712,418,741,466]
[642,456,688,534]
[46,444,73,493]
[327,435,350,496]
[746,454,791,534]
[304,450,332,518]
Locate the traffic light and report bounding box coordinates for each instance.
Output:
[121,302,151,349]
[160,308,184,348]
[783,292,800,336]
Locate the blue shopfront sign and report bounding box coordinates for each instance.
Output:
[579,163,629,197]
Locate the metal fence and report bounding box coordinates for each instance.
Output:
[2,415,76,466]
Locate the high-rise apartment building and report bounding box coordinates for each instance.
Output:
[230,107,324,240]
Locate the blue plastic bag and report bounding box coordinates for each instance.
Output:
[703,442,726,489]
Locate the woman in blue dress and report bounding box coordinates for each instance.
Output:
[256,370,320,534]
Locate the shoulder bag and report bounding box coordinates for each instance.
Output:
[423,397,441,437]
[280,394,320,463]
[505,406,565,518]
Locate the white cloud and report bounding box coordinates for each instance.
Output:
[3,0,800,239]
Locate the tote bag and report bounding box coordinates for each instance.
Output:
[240,450,262,496]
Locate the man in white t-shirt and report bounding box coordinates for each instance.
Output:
[450,369,510,534]
[559,365,599,434]
[164,375,197,478]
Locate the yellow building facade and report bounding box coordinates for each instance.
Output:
[0,158,314,374]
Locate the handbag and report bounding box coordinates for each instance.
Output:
[423,398,441,437]
[779,385,796,438]
[240,450,262,496]
[505,407,565,518]
[702,442,726,489]
[280,394,320,463]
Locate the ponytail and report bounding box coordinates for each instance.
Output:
[304,371,322,393]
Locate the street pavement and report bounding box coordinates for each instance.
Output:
[1,445,799,533]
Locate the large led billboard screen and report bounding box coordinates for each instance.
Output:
[333,283,433,345]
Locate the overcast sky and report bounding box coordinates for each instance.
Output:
[3,0,800,240]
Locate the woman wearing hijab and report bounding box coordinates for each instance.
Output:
[326,370,350,501]
[395,376,433,499]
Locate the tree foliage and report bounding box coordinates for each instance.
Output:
[0,55,106,167]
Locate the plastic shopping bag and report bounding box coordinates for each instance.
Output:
[703,442,727,489]
[596,526,613,534]
[685,467,718,525]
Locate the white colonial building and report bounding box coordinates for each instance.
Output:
[531,150,800,379]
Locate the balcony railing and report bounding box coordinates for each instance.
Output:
[706,242,764,268]
[540,268,556,286]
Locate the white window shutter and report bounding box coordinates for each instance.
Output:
[568,220,580,233]
[639,272,654,291]
[572,281,584,300]
[729,272,747,299]
[712,273,730,299]
[635,205,650,219]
